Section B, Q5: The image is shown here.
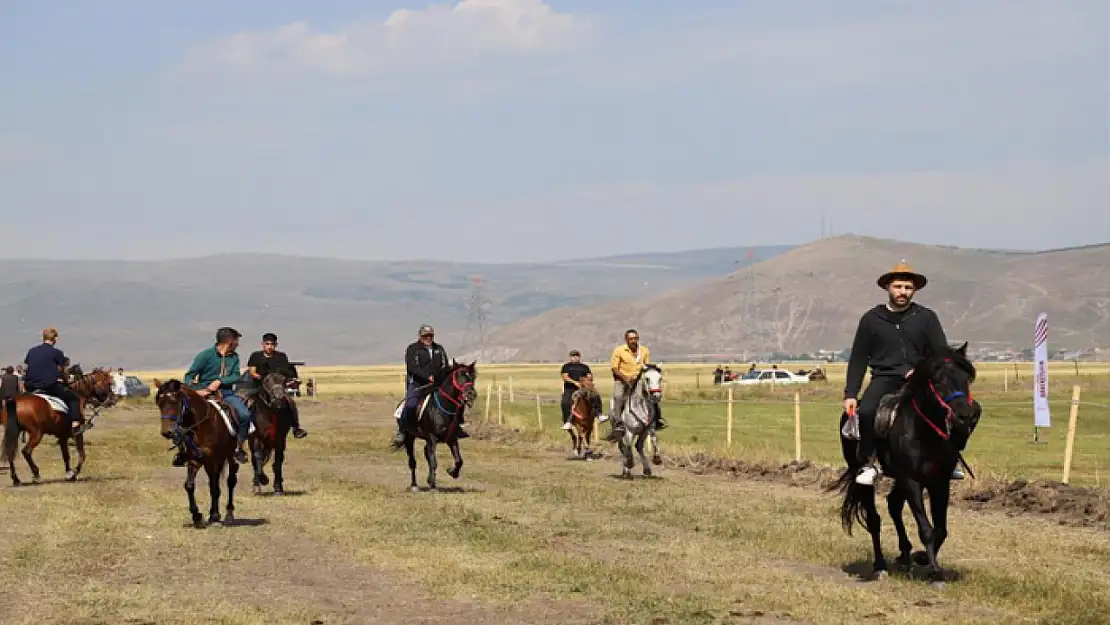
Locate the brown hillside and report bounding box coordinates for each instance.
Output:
[477,235,1110,362]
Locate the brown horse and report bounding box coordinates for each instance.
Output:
[567,379,601,459]
[248,372,294,495]
[153,379,241,528]
[1,367,115,486]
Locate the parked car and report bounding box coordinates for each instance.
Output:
[124,375,150,397]
[727,369,810,386]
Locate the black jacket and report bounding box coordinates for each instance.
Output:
[405,341,450,387]
[844,303,950,399]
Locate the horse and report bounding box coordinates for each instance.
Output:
[248,372,295,495]
[613,363,664,479]
[397,360,477,493]
[0,367,115,485]
[834,343,980,585]
[567,379,601,459]
[153,379,241,528]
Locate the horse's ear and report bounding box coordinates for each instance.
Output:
[468,360,476,370]
[956,341,969,356]
[152,378,161,389]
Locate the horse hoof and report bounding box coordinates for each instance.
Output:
[273,489,284,496]
[224,513,235,524]
[252,485,262,495]
[410,486,420,494]
[32,475,42,484]
[447,468,460,479]
[873,570,889,582]
[643,469,652,478]
[258,473,270,486]
[913,551,931,566]
[651,455,662,466]
[930,580,946,590]
[65,471,77,482]
[209,514,221,525]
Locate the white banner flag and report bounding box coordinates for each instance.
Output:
[1033,313,1051,428]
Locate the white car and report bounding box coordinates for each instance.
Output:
[727,369,810,385]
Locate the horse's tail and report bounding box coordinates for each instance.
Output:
[834,468,870,536]
[1,397,20,463]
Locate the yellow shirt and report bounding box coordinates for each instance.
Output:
[610,344,650,380]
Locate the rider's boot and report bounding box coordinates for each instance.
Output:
[234,423,249,464]
[172,448,188,467]
[289,403,307,439]
[391,409,410,448]
[950,466,965,480]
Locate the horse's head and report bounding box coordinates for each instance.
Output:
[443,360,478,408]
[84,367,117,407]
[908,342,979,444]
[259,372,290,407]
[153,378,192,440]
[639,364,663,402]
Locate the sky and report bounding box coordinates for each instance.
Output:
[1,0,1107,262]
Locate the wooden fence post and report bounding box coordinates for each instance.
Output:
[1062,385,1082,484]
[536,394,543,430]
[726,387,734,449]
[497,385,503,426]
[509,377,514,403]
[794,392,802,462]
[484,383,492,423]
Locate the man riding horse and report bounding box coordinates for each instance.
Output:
[22,327,85,436]
[601,329,666,442]
[245,332,307,439]
[391,324,468,448]
[844,261,964,486]
[560,349,602,431]
[175,327,251,466]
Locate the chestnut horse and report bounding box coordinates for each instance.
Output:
[1,367,115,486]
[248,372,295,495]
[154,379,241,528]
[567,379,601,459]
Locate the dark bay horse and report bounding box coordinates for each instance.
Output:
[154,379,241,528]
[399,360,477,493]
[1,367,115,485]
[835,343,980,585]
[567,379,601,459]
[248,372,295,495]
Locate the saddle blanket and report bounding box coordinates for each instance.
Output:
[393,395,432,420]
[32,391,69,414]
[207,399,256,437]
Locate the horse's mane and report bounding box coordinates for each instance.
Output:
[909,343,976,390]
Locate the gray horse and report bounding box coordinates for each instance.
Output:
[614,364,664,479]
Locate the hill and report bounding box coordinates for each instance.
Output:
[476,235,1110,362]
[0,245,791,368]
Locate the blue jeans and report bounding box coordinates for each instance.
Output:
[401,383,424,425]
[220,389,251,442]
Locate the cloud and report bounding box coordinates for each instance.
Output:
[179,0,590,80]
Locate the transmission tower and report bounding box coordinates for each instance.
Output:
[464,276,490,362]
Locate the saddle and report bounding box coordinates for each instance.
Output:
[31,391,69,414]
[393,394,433,422]
[841,392,903,440]
[205,397,255,437]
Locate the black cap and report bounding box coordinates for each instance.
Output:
[262,332,278,343]
[216,327,242,343]
[569,349,581,356]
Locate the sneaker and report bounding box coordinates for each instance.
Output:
[598,414,610,423]
[292,428,307,439]
[561,422,574,431]
[234,448,248,464]
[172,451,188,467]
[951,466,965,480]
[855,465,881,486]
[390,431,406,448]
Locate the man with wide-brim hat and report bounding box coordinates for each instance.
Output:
[842,260,962,485]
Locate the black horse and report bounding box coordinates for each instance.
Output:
[400,360,477,493]
[249,372,295,495]
[835,342,981,585]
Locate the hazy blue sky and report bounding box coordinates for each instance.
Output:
[1,0,1107,261]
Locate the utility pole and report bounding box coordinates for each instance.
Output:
[464,276,490,362]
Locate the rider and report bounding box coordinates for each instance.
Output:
[22,327,84,435]
[844,261,963,486]
[391,324,458,448]
[181,327,251,465]
[246,332,307,439]
[601,329,666,442]
[560,349,602,431]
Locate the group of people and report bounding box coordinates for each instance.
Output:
[175,328,308,465]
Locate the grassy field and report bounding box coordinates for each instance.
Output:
[136,361,1110,487]
[0,393,1107,625]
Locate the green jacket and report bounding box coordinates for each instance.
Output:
[183,346,242,391]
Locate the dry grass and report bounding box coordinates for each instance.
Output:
[1,397,1107,625]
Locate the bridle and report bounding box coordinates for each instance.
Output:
[909,359,973,442]
[158,386,212,458]
[431,367,475,440]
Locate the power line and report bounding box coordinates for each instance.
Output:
[464,276,490,362]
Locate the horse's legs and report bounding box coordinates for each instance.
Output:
[206,461,222,524]
[568,427,579,457]
[58,436,73,478]
[860,486,888,578]
[618,429,634,479]
[649,429,662,465]
[405,436,419,493]
[902,479,942,582]
[635,431,651,477]
[70,433,86,480]
[424,439,438,491]
[446,439,463,480]
[225,457,238,523]
[185,462,203,527]
[927,481,951,564]
[22,430,43,482]
[887,485,913,567]
[273,436,286,494]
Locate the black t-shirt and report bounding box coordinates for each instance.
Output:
[247,350,297,381]
[560,362,592,393]
[0,373,19,399]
